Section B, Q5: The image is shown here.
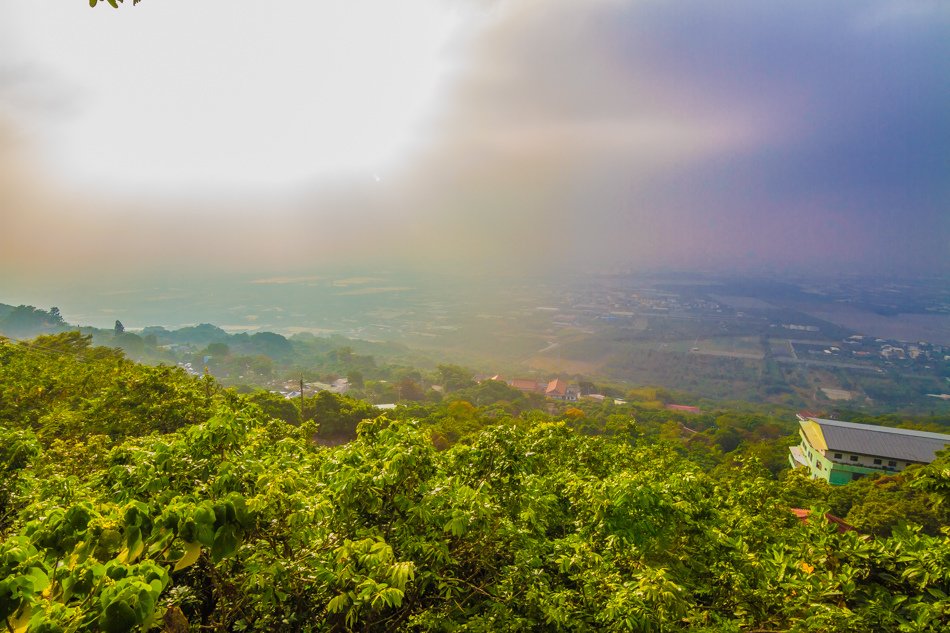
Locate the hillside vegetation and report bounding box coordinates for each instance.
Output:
[1,334,948,631]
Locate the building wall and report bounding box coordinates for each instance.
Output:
[792,432,899,485]
[827,461,882,485]
[823,449,914,473]
[793,435,832,482]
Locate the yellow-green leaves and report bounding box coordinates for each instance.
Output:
[9,606,31,633]
[115,526,143,564]
[2,339,950,632]
[96,563,168,633]
[173,541,201,572]
[388,561,415,591]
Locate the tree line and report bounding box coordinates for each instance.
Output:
[1,333,948,630]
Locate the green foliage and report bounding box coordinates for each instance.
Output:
[0,428,40,532]
[0,332,215,441]
[436,364,476,393]
[306,391,376,440]
[204,342,230,358]
[911,449,950,510]
[1,337,948,631]
[246,390,300,425]
[0,306,66,338]
[448,379,541,414]
[839,474,950,537]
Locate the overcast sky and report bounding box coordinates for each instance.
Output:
[1,0,948,290]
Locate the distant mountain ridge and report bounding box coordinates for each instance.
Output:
[0,303,256,346]
[0,301,428,377]
[0,304,68,338]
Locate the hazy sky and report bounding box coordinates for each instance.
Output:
[1,0,948,292]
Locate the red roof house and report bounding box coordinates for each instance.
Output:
[666,404,702,414]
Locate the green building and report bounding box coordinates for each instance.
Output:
[789,416,950,485]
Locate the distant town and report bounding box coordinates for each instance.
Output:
[3,272,948,411]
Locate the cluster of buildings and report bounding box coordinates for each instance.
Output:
[790,336,945,365]
[477,375,640,405]
[789,414,950,485]
[842,335,945,363]
[176,361,202,377]
[479,375,581,401]
[276,378,350,399]
[548,287,727,325]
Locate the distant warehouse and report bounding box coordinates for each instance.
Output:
[789,415,950,485]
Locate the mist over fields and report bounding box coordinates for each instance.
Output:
[2,1,948,290]
[1,2,947,411]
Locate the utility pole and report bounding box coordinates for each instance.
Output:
[300,377,305,423]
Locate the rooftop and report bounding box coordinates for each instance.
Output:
[803,417,950,464]
[545,378,568,396]
[666,404,702,414]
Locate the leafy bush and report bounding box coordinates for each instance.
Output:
[0,337,947,631]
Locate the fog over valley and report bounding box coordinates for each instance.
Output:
[1,1,948,407]
[2,1,948,290]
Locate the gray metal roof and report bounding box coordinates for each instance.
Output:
[810,417,950,463]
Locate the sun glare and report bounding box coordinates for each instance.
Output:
[8,1,466,195]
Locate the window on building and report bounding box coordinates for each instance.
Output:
[849,455,858,462]
[873,459,882,465]
[888,460,897,467]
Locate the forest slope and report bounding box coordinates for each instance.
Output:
[0,334,948,631]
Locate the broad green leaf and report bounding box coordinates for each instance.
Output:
[24,568,48,593]
[211,525,239,563]
[173,541,201,572]
[100,600,137,633]
[117,527,144,563]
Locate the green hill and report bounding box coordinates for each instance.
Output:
[0,334,948,631]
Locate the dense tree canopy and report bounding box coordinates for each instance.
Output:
[0,335,948,631]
